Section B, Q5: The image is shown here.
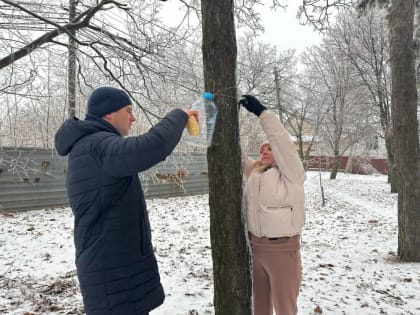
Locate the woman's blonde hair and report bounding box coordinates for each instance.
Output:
[252,162,272,174]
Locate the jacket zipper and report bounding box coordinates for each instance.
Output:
[257,173,262,236]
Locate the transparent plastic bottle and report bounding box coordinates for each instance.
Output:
[185,92,218,147]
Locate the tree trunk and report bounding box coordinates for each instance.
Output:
[68,0,77,118]
[330,152,340,179]
[201,0,252,314]
[389,0,420,261]
[385,133,398,193]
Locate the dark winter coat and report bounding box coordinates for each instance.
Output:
[54,109,188,315]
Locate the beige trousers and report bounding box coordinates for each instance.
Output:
[249,234,302,315]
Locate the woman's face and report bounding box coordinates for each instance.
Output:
[259,143,274,166]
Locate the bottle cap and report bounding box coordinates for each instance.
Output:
[202,92,214,100]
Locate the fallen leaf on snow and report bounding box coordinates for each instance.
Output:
[314,305,323,313]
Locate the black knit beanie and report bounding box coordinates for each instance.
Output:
[87,87,132,118]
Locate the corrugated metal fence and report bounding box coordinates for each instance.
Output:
[307,155,388,175]
[0,147,210,212]
[0,147,388,212]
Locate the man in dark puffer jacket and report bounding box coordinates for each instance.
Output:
[54,86,196,315]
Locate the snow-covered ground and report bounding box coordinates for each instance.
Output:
[1,171,419,315]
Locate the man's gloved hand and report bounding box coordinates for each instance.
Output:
[239,95,267,116]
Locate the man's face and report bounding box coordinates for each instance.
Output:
[103,105,136,136]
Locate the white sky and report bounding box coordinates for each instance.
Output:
[257,2,322,53]
[159,1,322,53]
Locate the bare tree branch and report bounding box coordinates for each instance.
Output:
[0,0,117,69]
[298,0,355,31]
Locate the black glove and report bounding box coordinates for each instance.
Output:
[239,95,267,116]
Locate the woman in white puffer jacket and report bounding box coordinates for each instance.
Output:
[240,95,306,315]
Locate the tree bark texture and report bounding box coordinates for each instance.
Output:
[201,0,252,314]
[67,0,77,118]
[384,131,398,193]
[389,0,420,261]
[330,150,340,179]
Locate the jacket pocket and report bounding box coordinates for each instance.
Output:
[260,205,295,235]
